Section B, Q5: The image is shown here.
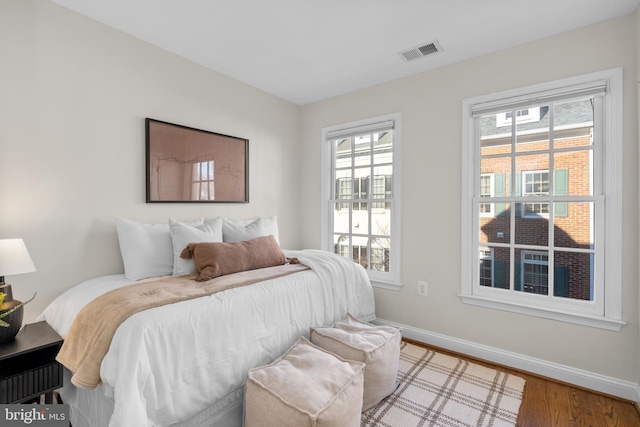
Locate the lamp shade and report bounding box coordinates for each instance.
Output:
[0,239,36,277]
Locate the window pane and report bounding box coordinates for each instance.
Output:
[554,251,593,301]
[479,203,510,243]
[334,234,350,259]
[371,208,390,236]
[335,138,352,169]
[371,238,390,272]
[554,151,591,196]
[354,135,372,167]
[517,154,550,191]
[480,114,512,155]
[373,131,393,165]
[554,202,594,249]
[514,203,548,246]
[335,170,352,210]
[516,106,549,153]
[351,203,369,234]
[352,237,368,269]
[333,204,349,234]
[207,161,214,180]
[516,249,549,296]
[351,172,368,211]
[482,246,510,289]
[553,98,594,149]
[480,157,511,196]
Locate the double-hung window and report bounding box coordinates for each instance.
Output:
[461,69,624,330]
[322,114,401,288]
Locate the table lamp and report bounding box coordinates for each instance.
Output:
[0,238,36,343]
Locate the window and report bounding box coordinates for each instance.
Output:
[479,174,494,216]
[522,170,549,217]
[479,247,494,287]
[322,114,401,288]
[192,160,214,201]
[461,69,624,331]
[521,251,549,295]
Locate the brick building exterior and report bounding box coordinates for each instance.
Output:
[478,101,594,301]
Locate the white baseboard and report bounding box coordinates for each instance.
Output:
[374,318,640,403]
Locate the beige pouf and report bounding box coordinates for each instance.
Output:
[311,313,401,411]
[244,337,365,427]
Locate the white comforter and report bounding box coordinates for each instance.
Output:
[39,249,376,427]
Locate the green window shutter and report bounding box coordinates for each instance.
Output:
[553,266,569,297]
[494,174,505,216]
[514,262,522,291]
[554,169,568,217]
[494,260,506,288]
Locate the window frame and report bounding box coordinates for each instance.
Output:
[460,68,625,331]
[321,113,402,289]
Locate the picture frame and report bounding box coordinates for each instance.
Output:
[146,118,249,203]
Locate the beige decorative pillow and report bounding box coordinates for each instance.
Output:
[311,313,401,411]
[245,337,365,427]
[179,235,286,281]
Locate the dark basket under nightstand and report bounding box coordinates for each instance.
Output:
[0,321,63,404]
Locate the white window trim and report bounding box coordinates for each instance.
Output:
[460,68,625,331]
[321,113,402,289]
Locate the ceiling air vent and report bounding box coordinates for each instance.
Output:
[401,40,443,62]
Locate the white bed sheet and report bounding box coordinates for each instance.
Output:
[39,249,376,427]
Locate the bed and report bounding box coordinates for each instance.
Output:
[37,217,376,427]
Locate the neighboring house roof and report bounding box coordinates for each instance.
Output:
[480,99,594,140]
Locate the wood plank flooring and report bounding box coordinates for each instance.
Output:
[404,338,640,426]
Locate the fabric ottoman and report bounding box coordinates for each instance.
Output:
[244,337,365,427]
[310,313,401,411]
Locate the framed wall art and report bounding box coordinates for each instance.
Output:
[146,118,249,203]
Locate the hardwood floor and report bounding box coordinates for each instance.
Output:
[404,338,640,426]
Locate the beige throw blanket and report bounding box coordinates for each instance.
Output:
[57,263,310,389]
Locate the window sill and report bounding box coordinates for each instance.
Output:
[371,280,402,291]
[459,294,626,331]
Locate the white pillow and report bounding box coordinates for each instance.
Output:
[115,218,203,281]
[222,216,279,243]
[169,217,223,276]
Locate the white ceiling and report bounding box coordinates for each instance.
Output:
[49,0,639,105]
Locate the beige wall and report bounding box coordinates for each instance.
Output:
[0,0,301,322]
[301,14,639,383]
[636,5,640,394]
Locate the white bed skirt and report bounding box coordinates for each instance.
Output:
[60,369,245,427]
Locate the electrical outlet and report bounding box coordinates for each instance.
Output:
[417,281,428,296]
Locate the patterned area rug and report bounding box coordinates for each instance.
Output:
[361,342,526,427]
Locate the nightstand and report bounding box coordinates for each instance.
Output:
[0,321,63,404]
